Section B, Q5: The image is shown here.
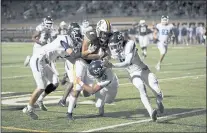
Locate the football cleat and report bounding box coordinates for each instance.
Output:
[36,101,47,111]
[151,109,157,122]
[24,55,31,67]
[58,99,66,107]
[22,107,38,120]
[67,113,74,121]
[98,106,104,116]
[157,101,164,114]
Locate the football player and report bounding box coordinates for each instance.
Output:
[58,22,83,107]
[137,20,151,59]
[65,19,115,120]
[105,31,164,121]
[22,28,82,120]
[153,15,174,71]
[76,60,119,117]
[24,16,54,66]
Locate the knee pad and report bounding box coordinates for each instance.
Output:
[44,83,57,94]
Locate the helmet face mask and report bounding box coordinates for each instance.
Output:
[96,19,112,45]
[43,16,53,29]
[161,15,169,25]
[108,31,124,58]
[99,31,112,44]
[68,22,82,45]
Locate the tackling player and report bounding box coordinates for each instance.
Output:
[105,31,164,121]
[76,60,119,117]
[22,28,81,120]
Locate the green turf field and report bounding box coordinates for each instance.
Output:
[1,43,206,132]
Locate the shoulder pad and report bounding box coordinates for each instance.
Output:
[36,24,44,32]
[85,30,98,42]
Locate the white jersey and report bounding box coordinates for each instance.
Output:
[81,26,93,36]
[96,68,118,89]
[34,35,75,62]
[156,23,173,42]
[111,40,148,73]
[36,23,53,44]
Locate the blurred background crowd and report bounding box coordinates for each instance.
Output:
[2,0,206,23]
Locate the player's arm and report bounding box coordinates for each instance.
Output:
[110,42,134,68]
[153,28,158,40]
[76,77,111,94]
[112,53,133,68]
[81,37,104,60]
[32,31,42,45]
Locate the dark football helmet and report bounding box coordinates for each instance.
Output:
[108,31,124,56]
[68,22,82,44]
[88,60,105,78]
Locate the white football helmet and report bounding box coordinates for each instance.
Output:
[139,20,145,25]
[42,16,53,29]
[161,15,169,25]
[82,20,90,28]
[96,19,112,44]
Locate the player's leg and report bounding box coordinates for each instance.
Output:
[95,89,107,116]
[67,59,87,120]
[138,36,145,58]
[59,60,74,106]
[22,56,47,120]
[156,42,168,71]
[142,35,149,58]
[131,72,157,121]
[36,63,59,111]
[141,69,164,113]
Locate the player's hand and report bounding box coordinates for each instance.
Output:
[98,48,104,58]
[88,44,96,53]
[76,77,82,84]
[153,38,159,43]
[103,60,113,68]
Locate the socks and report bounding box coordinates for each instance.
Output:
[140,94,153,117]
[27,104,33,111]
[67,94,77,113]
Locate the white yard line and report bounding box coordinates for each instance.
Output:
[81,108,206,132]
[2,75,31,79]
[1,92,15,94]
[119,74,205,86]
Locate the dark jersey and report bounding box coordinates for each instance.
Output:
[84,30,111,64]
[138,24,148,36]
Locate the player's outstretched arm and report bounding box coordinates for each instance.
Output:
[76,77,111,94]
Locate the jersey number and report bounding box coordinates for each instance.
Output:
[161,29,168,35]
[140,27,146,32]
